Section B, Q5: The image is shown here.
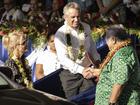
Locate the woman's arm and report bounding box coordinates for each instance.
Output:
[109,84,123,103]
[35,64,44,80]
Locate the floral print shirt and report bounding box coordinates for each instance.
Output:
[5,58,32,87]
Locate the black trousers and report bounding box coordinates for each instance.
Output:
[59,69,94,99]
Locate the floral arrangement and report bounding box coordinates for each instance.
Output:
[1,20,139,49]
[22,25,47,49]
[127,28,140,37]
[91,26,106,41]
[91,25,140,42]
[0,21,47,49]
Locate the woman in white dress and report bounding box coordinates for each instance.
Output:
[35,27,61,80]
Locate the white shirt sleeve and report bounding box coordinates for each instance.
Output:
[36,52,44,64]
[55,30,84,74]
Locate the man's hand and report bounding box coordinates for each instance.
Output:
[91,68,101,77]
[82,67,93,79]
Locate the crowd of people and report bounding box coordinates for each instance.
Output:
[0,0,140,105]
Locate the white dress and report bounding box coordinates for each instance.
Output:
[36,49,61,76]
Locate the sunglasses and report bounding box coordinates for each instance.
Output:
[17,40,27,46]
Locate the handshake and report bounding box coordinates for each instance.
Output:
[82,67,101,79]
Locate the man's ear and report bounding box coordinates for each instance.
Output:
[110,36,116,44]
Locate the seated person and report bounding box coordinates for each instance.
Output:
[35,27,61,80]
[96,0,125,23]
[48,0,64,25]
[54,2,100,99]
[3,30,32,88]
[0,0,25,24]
[123,0,140,26]
[27,0,47,26]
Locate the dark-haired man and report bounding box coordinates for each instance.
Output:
[0,0,25,24]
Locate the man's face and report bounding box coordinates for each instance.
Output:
[64,8,80,29]
[4,0,14,11]
[52,0,59,11]
[30,0,38,11]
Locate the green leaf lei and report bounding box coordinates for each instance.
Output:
[66,23,86,62]
[14,59,33,88]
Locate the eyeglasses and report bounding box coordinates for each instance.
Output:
[17,41,27,46]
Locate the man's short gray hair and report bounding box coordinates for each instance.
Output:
[63,2,80,15]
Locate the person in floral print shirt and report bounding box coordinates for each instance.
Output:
[92,24,140,105]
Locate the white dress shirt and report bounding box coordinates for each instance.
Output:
[36,48,61,76]
[55,21,100,74]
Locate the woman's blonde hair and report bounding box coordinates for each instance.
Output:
[2,30,27,54]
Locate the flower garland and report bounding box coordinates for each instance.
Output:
[13,58,33,88]
[100,39,131,70]
[66,23,86,62]
[66,33,74,60]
